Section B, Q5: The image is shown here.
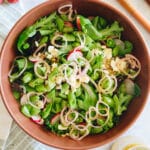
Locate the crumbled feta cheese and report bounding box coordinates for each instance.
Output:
[116,57,127,71]
[110,57,127,73]
[119,60,127,71]
[103,48,112,59]
[80,74,89,83]
[35,41,39,47]
[51,63,58,70]
[48,46,54,52]
[111,59,120,72]
[46,54,52,60]
[48,45,59,57]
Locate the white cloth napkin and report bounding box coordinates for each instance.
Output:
[0,0,150,150]
[0,0,45,38]
[0,1,53,150]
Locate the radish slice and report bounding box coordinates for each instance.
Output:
[7,0,19,3]
[124,78,135,95]
[31,115,44,125]
[67,48,83,61]
[76,17,81,30]
[64,21,73,28]
[114,39,125,50]
[50,113,60,125]
[79,122,86,126]
[0,0,3,4]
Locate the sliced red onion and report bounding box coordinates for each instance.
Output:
[33,44,46,58]
[58,4,72,15]
[120,54,141,79]
[29,56,41,63]
[27,92,45,109]
[34,60,50,79]
[124,78,135,95]
[8,56,27,80]
[86,106,98,121]
[69,124,89,140]
[51,34,67,48]
[96,100,110,117]
[65,109,79,124]
[60,107,70,126]
[98,75,117,94]
[31,115,44,125]
[68,9,77,21]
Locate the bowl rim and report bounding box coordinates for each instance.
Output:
[0,0,150,149]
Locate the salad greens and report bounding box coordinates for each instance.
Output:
[9,4,141,140]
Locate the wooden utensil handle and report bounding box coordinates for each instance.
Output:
[118,0,150,32]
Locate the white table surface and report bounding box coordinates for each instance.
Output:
[0,0,150,150]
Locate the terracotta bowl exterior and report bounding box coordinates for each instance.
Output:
[0,0,150,149]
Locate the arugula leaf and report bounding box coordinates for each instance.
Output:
[17,12,56,54]
[134,83,141,97]
[78,15,123,40]
[78,84,97,111]
[68,91,77,109]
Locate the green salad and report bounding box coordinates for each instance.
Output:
[9,4,141,140]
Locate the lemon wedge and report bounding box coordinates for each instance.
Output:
[111,136,150,150]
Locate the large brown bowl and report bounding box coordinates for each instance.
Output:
[0,0,150,149]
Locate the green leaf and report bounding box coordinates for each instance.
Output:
[79,15,123,40]
[134,83,141,97]
[99,21,123,39]
[36,84,47,93]
[30,107,41,116]
[78,84,97,111]
[46,89,56,102]
[15,58,26,71]
[35,12,56,28]
[29,78,44,88]
[113,95,121,115]
[68,91,77,109]
[64,34,75,42]
[102,96,114,108]
[17,12,56,54]
[17,26,36,53]
[22,72,33,83]
[56,16,64,32]
[21,104,32,117]
[13,90,21,100]
[41,103,52,119]
[46,68,58,91]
